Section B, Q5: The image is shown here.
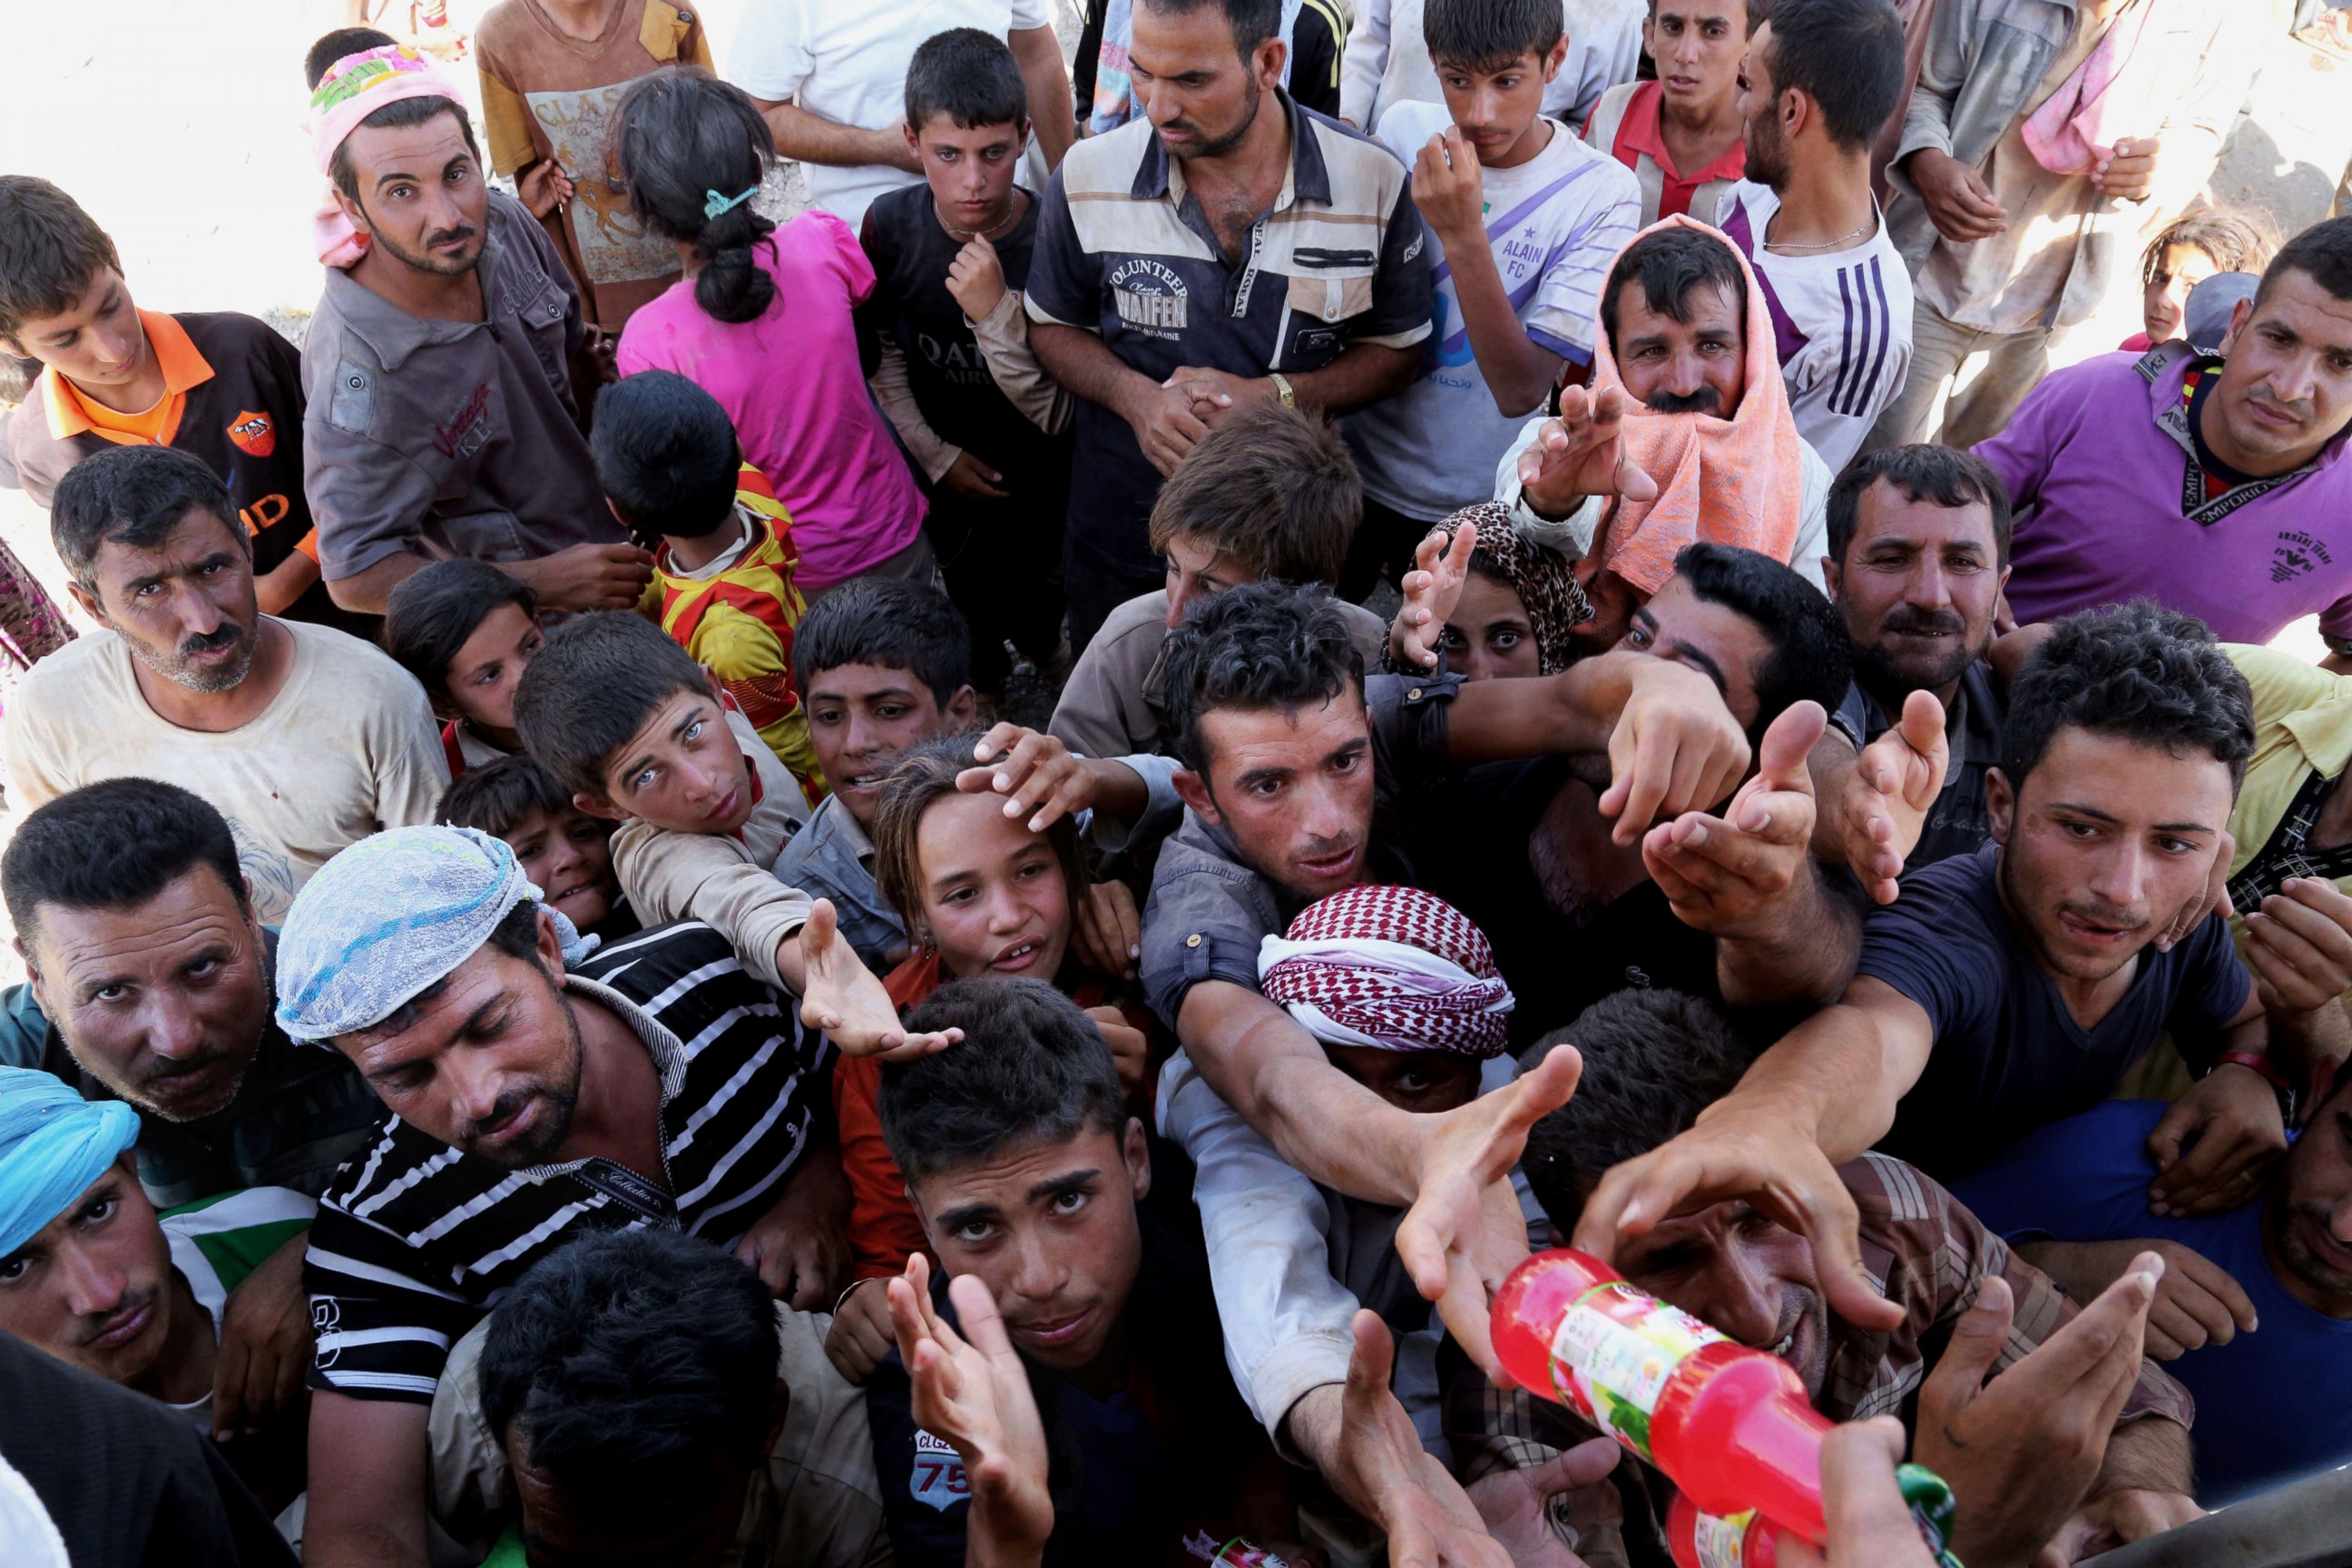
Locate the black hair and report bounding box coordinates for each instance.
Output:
[1134,0,1283,57]
[328,95,481,202]
[877,978,1127,1183]
[1600,225,1749,349]
[2001,601,2256,792]
[477,1230,778,1539]
[304,26,397,89]
[590,371,741,542]
[4,779,247,946]
[0,177,122,347]
[2255,215,2352,312]
[1518,988,1749,1231]
[383,558,538,695]
[49,444,247,593]
[1671,544,1850,737]
[1825,444,2013,569]
[439,755,576,838]
[1422,0,1563,73]
[1158,580,1364,775]
[1752,0,1904,152]
[791,577,971,707]
[905,27,1031,132]
[615,69,777,327]
[485,897,545,963]
[513,611,712,798]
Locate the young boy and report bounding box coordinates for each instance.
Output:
[779,578,980,968]
[1583,0,1749,227]
[437,753,636,942]
[858,27,1073,697]
[870,977,1281,1563]
[513,610,820,994]
[589,368,824,803]
[384,558,542,775]
[0,176,367,636]
[471,0,714,331]
[1341,0,1642,597]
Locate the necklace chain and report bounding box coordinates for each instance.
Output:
[1763,210,1876,253]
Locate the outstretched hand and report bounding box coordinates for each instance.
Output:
[1392,521,1478,671]
[1643,700,1823,939]
[1597,658,1752,847]
[889,1258,1054,1566]
[798,899,963,1060]
[1513,385,1659,521]
[1839,690,1949,906]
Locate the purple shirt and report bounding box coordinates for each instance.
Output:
[617,214,925,592]
[1975,348,2352,644]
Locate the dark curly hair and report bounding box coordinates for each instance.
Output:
[1157,580,1366,776]
[2001,600,2255,792]
[615,69,777,326]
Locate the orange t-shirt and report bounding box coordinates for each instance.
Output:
[47,310,212,448]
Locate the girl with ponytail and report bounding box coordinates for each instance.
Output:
[613,69,929,594]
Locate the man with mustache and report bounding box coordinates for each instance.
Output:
[1,445,446,921]
[298,44,652,616]
[1975,218,2352,668]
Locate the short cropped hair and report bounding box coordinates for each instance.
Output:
[514,612,711,798]
[303,26,397,89]
[1755,0,1904,152]
[871,733,1090,936]
[2256,215,2352,311]
[1825,444,2014,568]
[2141,210,2276,289]
[2002,601,2256,792]
[477,1230,779,1540]
[590,371,740,542]
[1673,544,1850,735]
[1135,0,1284,57]
[4,779,248,947]
[1158,581,1365,775]
[1518,988,1749,1231]
[328,95,482,202]
[50,444,247,593]
[0,177,121,345]
[791,578,971,707]
[438,755,575,839]
[1422,0,1563,72]
[383,558,537,695]
[877,978,1127,1183]
[1601,225,1749,349]
[905,27,1030,131]
[1146,405,1362,585]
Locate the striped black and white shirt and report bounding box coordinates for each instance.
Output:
[1717,181,1914,472]
[301,922,830,1403]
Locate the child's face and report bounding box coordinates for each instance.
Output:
[1433,43,1567,165]
[1,267,151,398]
[2144,241,2220,343]
[505,805,619,931]
[914,791,1073,982]
[806,663,975,828]
[583,688,757,837]
[908,113,1029,231]
[1644,2,1749,113]
[1322,1044,1485,1114]
[442,602,543,748]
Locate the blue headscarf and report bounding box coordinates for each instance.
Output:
[0,1068,138,1259]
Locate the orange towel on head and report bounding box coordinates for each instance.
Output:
[1586,213,1803,597]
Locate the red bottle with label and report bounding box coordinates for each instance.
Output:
[1491,1249,1833,1544]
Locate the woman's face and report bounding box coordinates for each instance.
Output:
[1441,570,1543,681]
[914,792,1074,981]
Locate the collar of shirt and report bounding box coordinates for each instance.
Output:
[316,196,559,374]
[1614,80,1746,186]
[1129,87,1329,219]
[510,971,692,1185]
[43,309,214,444]
[2278,685,2352,785]
[802,791,877,867]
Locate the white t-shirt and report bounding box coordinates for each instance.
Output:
[1713,181,1914,473]
[1341,0,1645,133]
[1345,103,1641,523]
[730,0,1052,226]
[3,618,449,922]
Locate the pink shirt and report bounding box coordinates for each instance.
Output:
[616,213,925,591]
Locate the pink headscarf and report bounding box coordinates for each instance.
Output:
[307,45,467,269]
[1584,214,1803,598]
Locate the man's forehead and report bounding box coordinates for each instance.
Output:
[344,114,474,172]
[39,876,248,970]
[2250,271,2352,351]
[21,269,126,335]
[1855,484,1996,550]
[922,1130,1122,1206]
[93,510,242,575]
[1200,691,1368,759]
[2027,727,2235,813]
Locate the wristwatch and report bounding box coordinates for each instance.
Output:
[1269,370,1296,408]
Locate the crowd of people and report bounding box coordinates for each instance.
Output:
[3,0,2352,1563]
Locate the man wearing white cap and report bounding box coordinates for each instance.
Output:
[279,826,948,1568]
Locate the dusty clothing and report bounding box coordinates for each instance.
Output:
[2,618,447,921]
[299,191,622,583]
[473,0,712,330]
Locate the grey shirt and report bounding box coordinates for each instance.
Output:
[299,190,622,580]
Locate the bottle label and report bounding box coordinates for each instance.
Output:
[1547,1282,1725,1457]
[1692,1509,1757,1568]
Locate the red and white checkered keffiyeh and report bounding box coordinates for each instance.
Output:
[1258,885,1514,1058]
